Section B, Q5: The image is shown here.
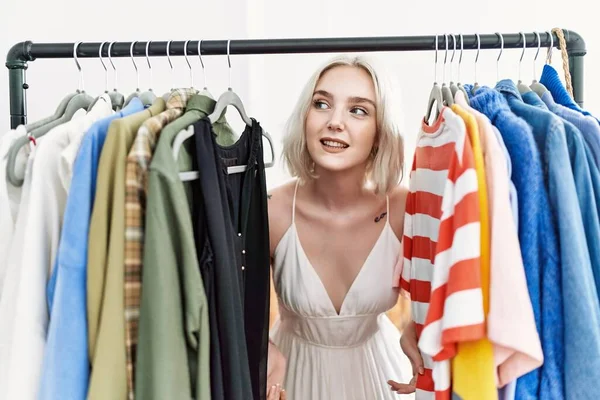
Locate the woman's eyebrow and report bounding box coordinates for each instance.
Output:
[348,96,376,108]
[313,90,333,99]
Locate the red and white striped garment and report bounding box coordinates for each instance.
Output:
[398,107,484,400]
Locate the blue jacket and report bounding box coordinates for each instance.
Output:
[38,99,144,400]
[469,86,562,400]
[539,90,600,167]
[539,64,600,123]
[498,80,600,400]
[524,90,600,311]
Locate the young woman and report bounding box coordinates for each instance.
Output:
[265,55,416,400]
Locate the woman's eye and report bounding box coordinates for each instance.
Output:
[313,100,329,109]
[351,107,368,116]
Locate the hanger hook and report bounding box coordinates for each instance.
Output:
[433,34,439,83]
[546,31,554,64]
[519,32,526,82]
[496,32,504,82]
[443,34,448,84]
[198,39,207,89]
[450,34,456,83]
[130,41,139,91]
[145,41,153,91]
[227,39,232,90]
[99,42,108,93]
[458,33,464,83]
[167,40,174,90]
[73,41,84,92]
[108,42,118,90]
[475,33,481,84]
[533,32,541,80]
[184,40,194,89]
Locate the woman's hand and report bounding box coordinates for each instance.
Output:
[267,340,287,399]
[387,321,424,395]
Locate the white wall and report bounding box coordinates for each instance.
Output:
[1,0,598,190]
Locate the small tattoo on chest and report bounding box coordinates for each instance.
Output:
[374,212,387,223]
[267,194,272,200]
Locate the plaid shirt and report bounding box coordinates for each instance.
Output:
[124,88,196,400]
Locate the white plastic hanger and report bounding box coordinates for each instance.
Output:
[138,41,157,104]
[107,42,125,110]
[472,33,481,94]
[124,42,155,107]
[495,32,504,83]
[441,34,454,106]
[449,34,459,96]
[161,40,176,101]
[425,34,444,122]
[530,32,549,97]
[456,33,470,101]
[517,32,533,94]
[198,39,213,99]
[178,40,275,181]
[7,42,94,186]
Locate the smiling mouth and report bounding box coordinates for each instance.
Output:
[320,139,349,149]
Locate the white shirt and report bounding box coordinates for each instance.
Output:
[0,96,112,400]
[0,126,27,292]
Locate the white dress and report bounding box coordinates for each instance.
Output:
[270,183,414,400]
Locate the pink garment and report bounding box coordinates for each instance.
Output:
[454,91,543,387]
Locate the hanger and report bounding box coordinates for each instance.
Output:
[107,42,125,110]
[171,39,213,160]
[124,41,154,107]
[516,32,533,94]
[449,34,459,96]
[208,40,252,126]
[138,41,157,104]
[198,39,213,99]
[87,42,119,111]
[495,32,504,83]
[161,40,175,101]
[471,33,481,95]
[6,42,94,186]
[425,34,444,123]
[441,34,454,106]
[456,33,470,101]
[178,40,275,180]
[530,31,549,97]
[183,40,197,92]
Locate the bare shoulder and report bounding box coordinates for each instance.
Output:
[268,179,298,257]
[387,184,409,241]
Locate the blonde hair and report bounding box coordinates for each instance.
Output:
[281,54,404,194]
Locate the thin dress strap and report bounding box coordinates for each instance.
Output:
[292,180,300,224]
[386,194,390,222]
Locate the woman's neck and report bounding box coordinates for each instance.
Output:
[307,166,370,211]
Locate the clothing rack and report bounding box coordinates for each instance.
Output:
[5,29,587,129]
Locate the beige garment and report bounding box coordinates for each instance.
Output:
[87,99,166,400]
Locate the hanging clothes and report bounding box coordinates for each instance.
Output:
[400,107,484,400]
[135,94,234,400]
[522,91,600,300]
[449,103,497,400]
[38,98,144,400]
[192,117,269,400]
[497,80,600,400]
[123,88,196,400]
[469,87,563,400]
[86,99,165,400]
[455,91,543,387]
[0,98,112,400]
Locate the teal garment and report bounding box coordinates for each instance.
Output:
[135,94,234,400]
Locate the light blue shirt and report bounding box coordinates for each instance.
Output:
[38,99,144,400]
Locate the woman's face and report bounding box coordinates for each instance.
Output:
[305,65,378,175]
